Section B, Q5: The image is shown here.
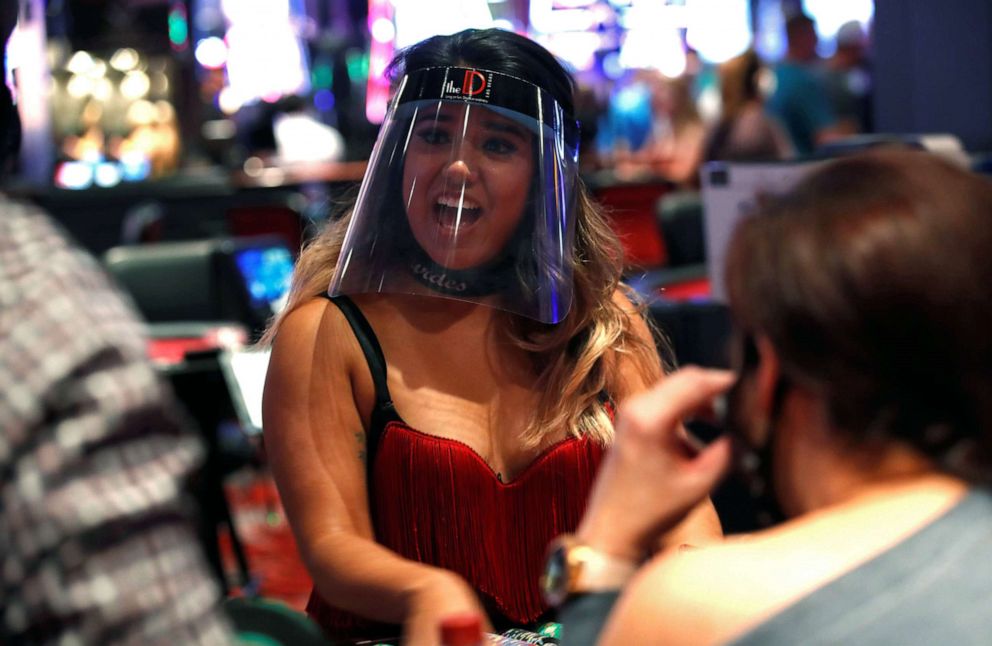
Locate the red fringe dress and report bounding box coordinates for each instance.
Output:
[307,296,606,641]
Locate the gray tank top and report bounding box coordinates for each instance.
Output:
[729,487,992,646]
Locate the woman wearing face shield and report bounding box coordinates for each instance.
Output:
[555,148,992,645]
[259,29,721,645]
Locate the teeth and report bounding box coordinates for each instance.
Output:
[437,196,480,209]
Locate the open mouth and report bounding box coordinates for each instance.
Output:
[433,194,483,230]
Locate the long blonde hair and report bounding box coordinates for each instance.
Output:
[260,180,663,447]
[261,29,665,446]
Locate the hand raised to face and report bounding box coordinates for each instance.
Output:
[577,367,735,561]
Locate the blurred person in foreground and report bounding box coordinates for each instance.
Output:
[549,149,992,645]
[0,5,233,643]
[260,28,721,646]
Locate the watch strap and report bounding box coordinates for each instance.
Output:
[542,534,640,606]
[568,542,639,591]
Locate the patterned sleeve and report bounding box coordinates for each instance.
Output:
[0,200,234,644]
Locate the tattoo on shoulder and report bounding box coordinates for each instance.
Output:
[356,432,366,462]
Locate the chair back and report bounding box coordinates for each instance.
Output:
[591,181,672,270]
[103,236,292,338]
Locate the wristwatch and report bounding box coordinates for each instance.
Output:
[540,534,640,607]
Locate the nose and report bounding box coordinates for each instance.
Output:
[442,157,479,184]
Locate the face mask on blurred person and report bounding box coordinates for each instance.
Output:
[723,333,789,527]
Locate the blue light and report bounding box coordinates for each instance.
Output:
[94,161,123,188]
[313,89,335,112]
[121,154,152,182]
[234,246,295,309]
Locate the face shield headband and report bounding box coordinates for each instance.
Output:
[328,66,581,324]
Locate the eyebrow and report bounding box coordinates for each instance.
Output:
[414,112,530,141]
[481,120,529,141]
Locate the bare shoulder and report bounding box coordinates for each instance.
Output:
[264,296,366,410]
[611,287,653,337]
[271,297,328,349]
[262,296,377,537]
[610,286,641,312]
[607,287,663,396]
[599,539,785,646]
[270,297,357,363]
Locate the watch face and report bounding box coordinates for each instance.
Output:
[541,544,568,607]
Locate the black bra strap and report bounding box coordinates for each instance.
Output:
[322,294,399,487]
[324,294,391,409]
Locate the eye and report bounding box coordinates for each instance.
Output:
[483,137,518,156]
[416,128,450,145]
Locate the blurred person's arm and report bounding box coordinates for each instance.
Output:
[262,298,488,645]
[609,291,723,549]
[815,122,857,147]
[558,368,734,646]
[0,201,234,644]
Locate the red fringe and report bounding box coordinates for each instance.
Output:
[309,422,604,638]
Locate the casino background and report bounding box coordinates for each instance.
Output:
[4,0,992,629]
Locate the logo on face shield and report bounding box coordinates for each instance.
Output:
[412,263,468,292]
[462,70,486,96]
[441,69,493,103]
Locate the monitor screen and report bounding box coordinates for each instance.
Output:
[701,160,820,302]
[233,245,294,311]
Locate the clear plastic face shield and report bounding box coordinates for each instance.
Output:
[329,67,580,323]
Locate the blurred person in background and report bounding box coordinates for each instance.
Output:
[573,79,607,173]
[655,49,792,271]
[0,4,233,643]
[613,74,706,186]
[825,20,873,135]
[645,75,707,186]
[553,149,992,645]
[766,12,847,155]
[595,71,656,171]
[260,28,721,646]
[704,49,793,163]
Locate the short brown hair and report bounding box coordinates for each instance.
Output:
[726,148,992,479]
